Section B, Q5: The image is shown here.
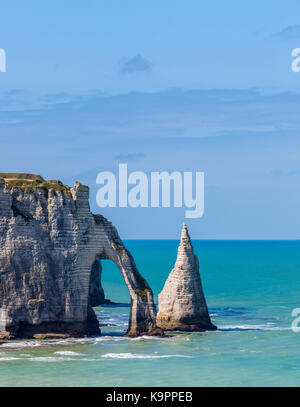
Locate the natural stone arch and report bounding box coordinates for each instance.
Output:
[63,183,161,337]
[88,214,159,337]
[0,177,161,339]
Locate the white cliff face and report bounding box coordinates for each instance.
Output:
[156,223,217,331]
[0,176,161,339]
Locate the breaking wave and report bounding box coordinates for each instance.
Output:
[54,351,83,356]
[101,353,192,359]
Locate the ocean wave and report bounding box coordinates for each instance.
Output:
[0,339,91,348]
[210,307,251,317]
[29,356,99,362]
[29,356,78,362]
[101,353,192,359]
[0,336,129,349]
[0,354,101,363]
[54,351,83,356]
[130,335,170,341]
[0,357,21,361]
[0,341,41,348]
[218,324,290,331]
[92,334,170,342]
[92,335,127,342]
[99,318,128,327]
[239,349,263,353]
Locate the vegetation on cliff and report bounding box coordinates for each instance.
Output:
[0,173,70,192]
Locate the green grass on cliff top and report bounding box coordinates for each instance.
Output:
[0,173,69,192]
[0,173,45,181]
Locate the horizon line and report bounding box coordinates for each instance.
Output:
[122,238,300,241]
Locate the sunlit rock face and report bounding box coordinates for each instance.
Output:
[157,223,217,332]
[0,174,161,339]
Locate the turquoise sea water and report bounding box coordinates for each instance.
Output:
[0,240,300,387]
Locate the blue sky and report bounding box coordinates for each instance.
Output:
[1,1,300,238]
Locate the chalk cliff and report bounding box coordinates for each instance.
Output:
[0,174,161,339]
[156,223,217,331]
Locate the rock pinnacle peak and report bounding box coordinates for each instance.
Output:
[180,222,192,250]
[156,223,217,332]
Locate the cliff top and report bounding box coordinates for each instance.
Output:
[0,173,44,181]
[0,173,70,192]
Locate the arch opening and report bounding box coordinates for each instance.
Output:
[87,248,161,337]
[89,259,131,333]
[89,259,131,306]
[86,214,163,337]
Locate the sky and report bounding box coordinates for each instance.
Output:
[1,1,300,239]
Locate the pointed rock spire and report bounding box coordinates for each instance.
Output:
[180,223,192,248]
[156,223,217,331]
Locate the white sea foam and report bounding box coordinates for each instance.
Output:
[93,336,127,342]
[54,351,83,356]
[0,357,21,361]
[0,341,42,348]
[130,335,169,341]
[239,349,263,353]
[29,356,99,362]
[0,338,93,348]
[54,339,91,345]
[101,353,192,359]
[30,356,77,362]
[93,334,170,343]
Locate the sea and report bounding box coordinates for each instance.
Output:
[0,240,299,387]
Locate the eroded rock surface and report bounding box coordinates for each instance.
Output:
[89,260,105,307]
[156,223,217,331]
[0,175,161,338]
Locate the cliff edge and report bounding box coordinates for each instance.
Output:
[0,174,161,339]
